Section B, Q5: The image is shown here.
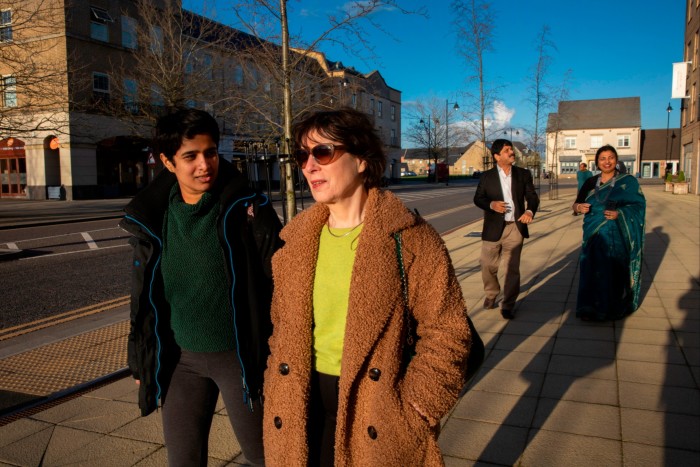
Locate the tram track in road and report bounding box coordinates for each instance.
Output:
[0,296,130,341]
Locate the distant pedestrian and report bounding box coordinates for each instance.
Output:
[572,145,645,321]
[120,108,282,466]
[474,139,540,319]
[577,162,593,193]
[263,108,470,466]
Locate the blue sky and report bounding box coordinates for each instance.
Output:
[186,0,685,142]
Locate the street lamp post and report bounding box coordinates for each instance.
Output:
[445,100,459,186]
[420,116,433,182]
[665,103,673,163]
[504,128,519,142]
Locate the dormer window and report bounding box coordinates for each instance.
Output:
[91,7,114,23]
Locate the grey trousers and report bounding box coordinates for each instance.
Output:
[480,223,524,310]
[162,350,265,467]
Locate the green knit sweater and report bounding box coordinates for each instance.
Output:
[161,186,235,352]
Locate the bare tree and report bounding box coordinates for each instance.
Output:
[526,25,556,159]
[87,0,248,138]
[451,0,497,169]
[224,0,426,219]
[403,99,443,174]
[0,0,71,136]
[545,69,573,200]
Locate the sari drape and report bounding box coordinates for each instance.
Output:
[576,173,646,320]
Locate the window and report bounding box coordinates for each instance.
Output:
[564,136,576,149]
[91,6,113,23]
[123,78,138,114]
[184,53,194,74]
[151,84,164,110]
[590,135,603,148]
[249,67,259,90]
[90,7,113,42]
[91,21,108,42]
[1,75,17,108]
[617,134,630,147]
[233,64,244,86]
[150,26,163,55]
[121,16,137,49]
[370,98,375,114]
[93,72,110,103]
[352,93,357,108]
[378,101,383,118]
[391,105,396,121]
[202,53,213,80]
[391,129,396,146]
[0,9,12,42]
[560,161,578,174]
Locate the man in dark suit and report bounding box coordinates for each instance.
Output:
[473,139,540,319]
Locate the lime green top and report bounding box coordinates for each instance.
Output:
[312,223,363,376]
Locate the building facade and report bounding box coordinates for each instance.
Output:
[639,128,681,179]
[681,0,700,194]
[0,0,401,200]
[546,97,641,177]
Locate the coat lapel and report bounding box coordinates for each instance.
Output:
[339,190,415,390]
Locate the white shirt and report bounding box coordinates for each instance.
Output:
[497,165,515,222]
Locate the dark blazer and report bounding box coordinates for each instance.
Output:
[473,165,540,242]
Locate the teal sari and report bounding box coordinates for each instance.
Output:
[576,173,646,320]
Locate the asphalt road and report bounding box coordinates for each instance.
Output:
[0,177,563,329]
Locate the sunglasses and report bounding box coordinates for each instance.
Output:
[294,144,346,169]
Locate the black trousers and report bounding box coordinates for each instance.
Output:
[308,371,340,467]
[161,350,265,467]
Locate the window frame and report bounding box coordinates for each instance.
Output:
[121,15,137,49]
[617,134,630,148]
[123,77,138,114]
[2,75,17,108]
[0,9,12,43]
[564,136,576,149]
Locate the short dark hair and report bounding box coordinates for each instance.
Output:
[580,162,588,169]
[153,108,220,161]
[595,144,618,166]
[292,107,386,189]
[490,139,512,157]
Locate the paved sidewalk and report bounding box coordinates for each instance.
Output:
[0,185,698,466]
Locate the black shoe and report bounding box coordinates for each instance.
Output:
[484,297,496,309]
[501,309,514,319]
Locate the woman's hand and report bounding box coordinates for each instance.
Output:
[604,209,618,220]
[574,203,591,214]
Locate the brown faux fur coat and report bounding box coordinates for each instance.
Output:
[263,188,471,466]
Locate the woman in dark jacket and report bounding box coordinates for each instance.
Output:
[120,108,282,466]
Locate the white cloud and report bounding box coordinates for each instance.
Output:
[491,100,515,129]
[340,1,395,16]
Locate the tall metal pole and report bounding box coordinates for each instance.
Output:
[665,102,673,161]
[444,101,458,186]
[280,0,296,222]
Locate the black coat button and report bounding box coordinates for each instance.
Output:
[274,416,282,429]
[368,368,381,381]
[367,425,377,439]
[279,363,290,375]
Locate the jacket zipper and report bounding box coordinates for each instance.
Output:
[124,214,165,408]
[222,192,258,411]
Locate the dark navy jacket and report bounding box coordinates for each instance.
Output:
[119,160,282,416]
[473,165,540,241]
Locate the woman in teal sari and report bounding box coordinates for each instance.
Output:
[572,145,646,321]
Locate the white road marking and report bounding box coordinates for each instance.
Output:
[19,244,130,261]
[81,232,99,249]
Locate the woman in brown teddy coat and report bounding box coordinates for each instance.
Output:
[263,108,471,466]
